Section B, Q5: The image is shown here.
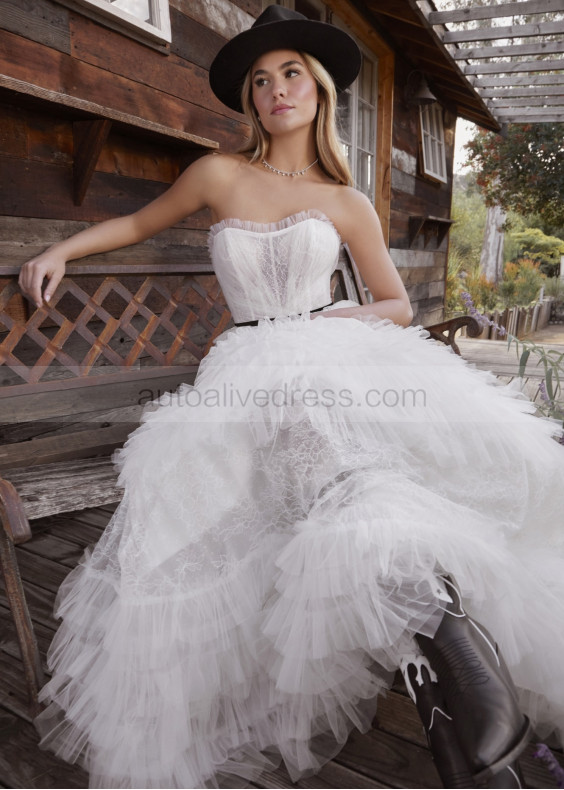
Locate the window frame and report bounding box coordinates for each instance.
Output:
[419,102,447,184]
[334,41,378,204]
[70,0,171,45]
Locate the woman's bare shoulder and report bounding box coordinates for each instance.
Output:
[194,151,250,177]
[328,187,380,243]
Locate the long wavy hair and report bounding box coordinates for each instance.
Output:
[238,51,353,186]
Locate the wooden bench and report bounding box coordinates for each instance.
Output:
[0,246,481,714]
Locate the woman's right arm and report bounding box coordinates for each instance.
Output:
[19,153,225,308]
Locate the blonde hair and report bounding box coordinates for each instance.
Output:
[239,51,353,186]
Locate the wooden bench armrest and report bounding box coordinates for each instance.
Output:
[424,315,482,356]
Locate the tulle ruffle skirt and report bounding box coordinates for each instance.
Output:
[35,310,564,787]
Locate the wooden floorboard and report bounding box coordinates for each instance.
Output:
[1,505,563,788]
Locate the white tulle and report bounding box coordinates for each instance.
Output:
[36,213,564,788]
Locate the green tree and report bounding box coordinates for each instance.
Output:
[466,124,564,228]
[510,228,564,274]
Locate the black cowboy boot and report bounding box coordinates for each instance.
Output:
[416,577,529,788]
[400,653,476,788]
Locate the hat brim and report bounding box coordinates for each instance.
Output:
[209,19,361,114]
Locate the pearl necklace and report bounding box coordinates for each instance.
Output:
[261,158,319,177]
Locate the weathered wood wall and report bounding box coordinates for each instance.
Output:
[0,0,258,302]
[389,60,456,327]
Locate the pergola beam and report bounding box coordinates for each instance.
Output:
[487,96,564,108]
[496,114,564,122]
[442,20,564,44]
[464,58,564,75]
[428,0,563,25]
[472,73,564,87]
[479,84,564,98]
[494,105,564,117]
[453,40,564,60]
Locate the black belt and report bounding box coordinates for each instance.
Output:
[234,303,333,328]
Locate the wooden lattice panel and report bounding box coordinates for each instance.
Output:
[0,271,232,390]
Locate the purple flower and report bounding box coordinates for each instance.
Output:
[533,743,564,788]
[460,291,506,336]
[539,379,552,406]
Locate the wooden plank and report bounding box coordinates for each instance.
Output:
[0,370,197,422]
[375,689,427,748]
[472,73,564,88]
[454,40,564,60]
[335,726,441,789]
[44,515,106,545]
[494,105,564,117]
[465,58,564,75]
[443,20,564,44]
[0,0,71,54]
[488,96,562,108]
[0,155,168,222]
[479,85,564,98]
[1,577,57,632]
[69,12,241,121]
[17,532,86,569]
[493,113,564,123]
[256,759,391,788]
[428,0,564,24]
[0,216,209,247]
[9,551,70,596]
[169,6,230,72]
[1,458,122,519]
[0,425,131,471]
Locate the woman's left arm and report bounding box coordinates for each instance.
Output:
[321,189,413,327]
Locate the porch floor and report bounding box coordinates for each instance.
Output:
[1,505,562,789]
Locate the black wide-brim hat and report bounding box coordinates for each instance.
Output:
[209,5,361,114]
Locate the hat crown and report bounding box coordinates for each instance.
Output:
[252,6,308,28]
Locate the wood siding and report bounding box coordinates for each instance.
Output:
[0,0,257,297]
[389,59,456,327]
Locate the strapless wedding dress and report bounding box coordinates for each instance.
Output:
[36,210,564,788]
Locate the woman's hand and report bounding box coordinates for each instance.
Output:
[19,246,67,309]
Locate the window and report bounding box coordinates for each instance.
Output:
[71,0,171,44]
[337,52,378,203]
[419,103,447,183]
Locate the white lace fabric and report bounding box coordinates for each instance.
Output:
[208,210,339,323]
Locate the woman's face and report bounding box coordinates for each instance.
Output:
[251,49,318,136]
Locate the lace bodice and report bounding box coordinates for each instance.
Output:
[208,210,340,323]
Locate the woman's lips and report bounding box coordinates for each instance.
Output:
[271,105,293,115]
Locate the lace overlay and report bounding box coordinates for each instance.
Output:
[208,210,339,323]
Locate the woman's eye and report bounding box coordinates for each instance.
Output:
[254,77,268,87]
[286,69,300,78]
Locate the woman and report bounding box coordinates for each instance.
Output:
[19,7,564,789]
